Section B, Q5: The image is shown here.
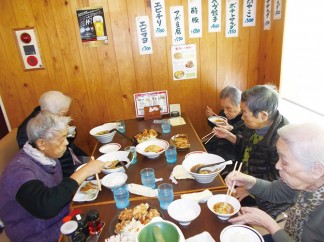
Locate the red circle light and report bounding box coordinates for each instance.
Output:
[20,33,32,43]
[27,56,38,66]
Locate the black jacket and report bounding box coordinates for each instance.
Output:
[235,111,292,218]
[16,106,87,177]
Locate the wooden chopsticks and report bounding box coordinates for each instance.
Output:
[201,131,213,140]
[90,141,101,191]
[201,131,215,145]
[224,161,242,206]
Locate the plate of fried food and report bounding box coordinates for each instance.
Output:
[170,134,190,150]
[107,203,163,240]
[132,129,160,144]
[73,180,99,202]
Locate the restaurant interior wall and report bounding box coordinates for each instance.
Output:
[0,0,285,154]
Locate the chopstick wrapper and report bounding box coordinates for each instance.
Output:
[170,117,186,126]
[185,231,215,242]
[127,183,158,197]
[181,189,213,203]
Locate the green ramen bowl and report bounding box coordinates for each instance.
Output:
[137,220,181,242]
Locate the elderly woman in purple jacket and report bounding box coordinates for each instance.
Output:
[0,112,103,242]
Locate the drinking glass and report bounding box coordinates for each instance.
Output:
[124,146,137,164]
[165,145,177,164]
[161,119,171,133]
[140,168,156,189]
[116,120,126,133]
[112,184,129,209]
[157,183,174,210]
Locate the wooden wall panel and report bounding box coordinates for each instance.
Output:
[0,0,286,153]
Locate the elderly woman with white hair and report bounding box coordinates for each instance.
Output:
[17,90,87,177]
[0,112,103,242]
[225,122,324,242]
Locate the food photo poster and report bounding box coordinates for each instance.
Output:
[76,7,108,46]
[171,44,197,80]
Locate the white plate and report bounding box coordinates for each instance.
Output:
[99,143,121,153]
[73,180,99,202]
[220,225,264,242]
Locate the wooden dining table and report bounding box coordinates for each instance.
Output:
[65,114,231,241]
[72,114,227,207]
[71,191,230,242]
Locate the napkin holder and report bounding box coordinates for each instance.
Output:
[144,105,161,120]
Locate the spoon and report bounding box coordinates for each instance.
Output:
[195,160,233,174]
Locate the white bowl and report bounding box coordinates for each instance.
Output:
[208,116,227,125]
[136,139,169,159]
[97,151,131,174]
[167,199,201,226]
[99,143,121,153]
[207,194,241,220]
[101,172,128,189]
[182,153,226,184]
[75,163,94,180]
[89,123,118,144]
[220,225,264,242]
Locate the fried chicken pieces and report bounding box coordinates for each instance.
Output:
[115,203,160,233]
[134,129,158,143]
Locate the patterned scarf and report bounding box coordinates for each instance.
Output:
[284,185,324,241]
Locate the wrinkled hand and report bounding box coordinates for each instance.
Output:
[233,187,250,201]
[216,120,233,131]
[229,207,281,235]
[212,126,230,138]
[71,159,103,185]
[225,171,256,191]
[206,106,216,117]
[87,159,104,174]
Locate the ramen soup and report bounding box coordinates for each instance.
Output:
[213,202,234,214]
[96,130,109,135]
[190,164,221,174]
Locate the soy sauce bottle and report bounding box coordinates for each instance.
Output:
[86,209,103,235]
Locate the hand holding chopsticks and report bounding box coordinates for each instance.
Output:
[223,161,242,206]
[90,141,102,191]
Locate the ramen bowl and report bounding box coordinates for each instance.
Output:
[182,153,226,184]
[167,199,201,226]
[89,123,118,144]
[208,116,227,126]
[207,194,241,220]
[97,151,131,174]
[136,139,169,159]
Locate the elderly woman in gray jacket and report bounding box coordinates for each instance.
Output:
[225,123,324,242]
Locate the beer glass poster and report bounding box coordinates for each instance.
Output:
[76,7,108,46]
